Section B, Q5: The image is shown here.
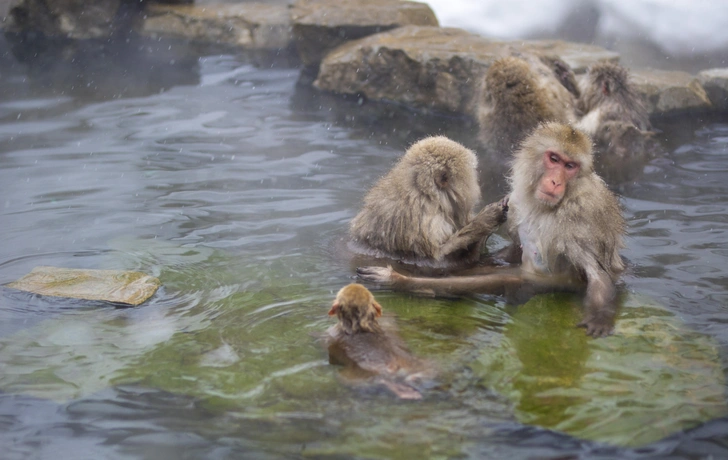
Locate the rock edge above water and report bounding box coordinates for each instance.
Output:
[2,0,727,117]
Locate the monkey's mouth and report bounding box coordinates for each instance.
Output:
[537,189,561,205]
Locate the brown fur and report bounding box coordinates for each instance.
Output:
[328,283,383,334]
[576,62,653,158]
[349,136,506,268]
[358,123,626,338]
[541,55,581,99]
[326,284,426,399]
[478,56,578,154]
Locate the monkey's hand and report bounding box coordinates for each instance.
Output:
[357,266,395,285]
[474,198,509,227]
[501,194,509,207]
[577,313,615,338]
[579,269,618,338]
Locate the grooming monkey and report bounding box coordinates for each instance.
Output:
[359,123,626,338]
[576,62,654,159]
[349,136,508,270]
[478,56,578,154]
[326,283,427,400]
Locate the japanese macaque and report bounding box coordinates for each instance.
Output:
[478,55,578,154]
[542,55,581,99]
[349,136,508,270]
[326,283,427,399]
[576,62,654,159]
[359,123,626,338]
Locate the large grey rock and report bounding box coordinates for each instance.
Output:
[632,69,712,116]
[140,3,292,50]
[697,68,728,111]
[291,0,438,68]
[314,25,617,116]
[4,0,127,39]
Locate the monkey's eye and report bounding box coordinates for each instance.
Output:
[549,153,560,164]
[564,162,578,170]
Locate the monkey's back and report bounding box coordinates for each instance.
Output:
[349,136,478,261]
[478,56,577,154]
[326,326,421,377]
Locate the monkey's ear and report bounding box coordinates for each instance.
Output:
[328,302,340,316]
[434,171,449,189]
[372,301,383,317]
[601,80,611,96]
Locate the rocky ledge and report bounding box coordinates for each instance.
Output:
[2,0,727,117]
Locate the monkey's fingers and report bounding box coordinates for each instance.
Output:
[476,200,508,226]
[356,266,394,285]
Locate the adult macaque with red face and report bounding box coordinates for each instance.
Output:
[359,123,626,337]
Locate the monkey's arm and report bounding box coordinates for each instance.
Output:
[437,199,508,259]
[577,263,618,338]
[357,265,522,297]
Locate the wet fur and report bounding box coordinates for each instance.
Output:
[576,62,654,159]
[326,284,426,398]
[349,136,505,268]
[509,123,625,280]
[478,56,578,154]
[359,123,627,337]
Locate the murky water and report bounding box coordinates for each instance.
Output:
[1,47,728,459]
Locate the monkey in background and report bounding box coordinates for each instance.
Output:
[477,55,579,155]
[349,136,508,270]
[326,283,427,400]
[541,55,581,99]
[576,62,655,160]
[359,123,626,338]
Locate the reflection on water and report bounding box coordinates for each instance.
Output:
[1,51,728,459]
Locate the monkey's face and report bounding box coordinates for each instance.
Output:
[536,150,580,206]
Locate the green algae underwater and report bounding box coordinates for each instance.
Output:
[0,239,725,450]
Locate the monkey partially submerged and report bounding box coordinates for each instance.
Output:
[349,136,508,270]
[478,56,579,154]
[325,283,427,400]
[576,62,655,159]
[359,123,626,338]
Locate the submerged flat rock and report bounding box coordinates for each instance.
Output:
[6,266,160,306]
[474,293,727,447]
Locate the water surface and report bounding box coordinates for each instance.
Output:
[1,51,728,459]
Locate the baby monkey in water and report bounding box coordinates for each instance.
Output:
[326,283,427,400]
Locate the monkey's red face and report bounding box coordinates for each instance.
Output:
[537,150,580,206]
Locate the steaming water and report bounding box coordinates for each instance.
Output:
[2,50,728,458]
